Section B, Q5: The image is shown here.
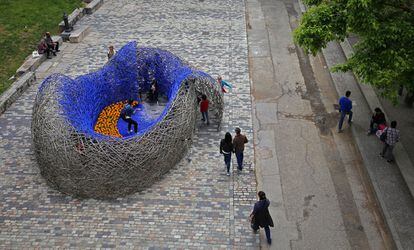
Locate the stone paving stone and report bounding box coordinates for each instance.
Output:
[0,0,259,248]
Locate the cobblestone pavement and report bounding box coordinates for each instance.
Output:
[0,0,259,248]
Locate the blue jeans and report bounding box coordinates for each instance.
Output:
[338,110,353,130]
[223,153,231,173]
[201,111,209,124]
[235,152,243,170]
[251,224,271,243]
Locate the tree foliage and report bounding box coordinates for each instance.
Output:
[294,0,414,102]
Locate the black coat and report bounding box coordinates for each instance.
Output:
[220,139,233,154]
[251,199,274,228]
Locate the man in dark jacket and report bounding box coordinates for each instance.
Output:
[250,191,274,244]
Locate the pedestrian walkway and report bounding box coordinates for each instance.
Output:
[247,0,392,249]
[0,0,258,248]
[323,41,414,249]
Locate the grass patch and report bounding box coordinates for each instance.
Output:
[0,0,82,94]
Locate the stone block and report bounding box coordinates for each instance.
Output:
[51,35,63,45]
[85,0,103,14]
[60,31,71,42]
[59,8,85,32]
[0,72,36,115]
[69,26,91,43]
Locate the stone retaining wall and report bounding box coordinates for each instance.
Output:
[85,0,104,14]
[0,72,36,115]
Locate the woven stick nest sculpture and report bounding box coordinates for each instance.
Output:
[32,42,223,199]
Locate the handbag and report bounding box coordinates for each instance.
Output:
[380,128,388,142]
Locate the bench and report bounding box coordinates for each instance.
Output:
[85,0,104,14]
[69,26,91,43]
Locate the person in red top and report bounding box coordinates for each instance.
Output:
[200,94,209,125]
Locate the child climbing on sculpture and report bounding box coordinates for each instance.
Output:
[120,99,138,134]
[217,75,233,93]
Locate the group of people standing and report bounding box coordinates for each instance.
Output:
[337,90,401,163]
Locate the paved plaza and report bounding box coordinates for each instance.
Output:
[2,0,414,249]
[0,0,259,248]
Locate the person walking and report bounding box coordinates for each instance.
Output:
[250,191,274,245]
[200,94,210,125]
[120,99,138,134]
[367,107,386,135]
[220,132,234,176]
[338,90,353,132]
[233,127,248,171]
[380,120,400,163]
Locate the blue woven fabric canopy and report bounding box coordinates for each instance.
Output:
[57,41,198,138]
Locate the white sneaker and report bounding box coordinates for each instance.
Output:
[226,172,230,176]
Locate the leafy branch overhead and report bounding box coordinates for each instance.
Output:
[294,0,414,102]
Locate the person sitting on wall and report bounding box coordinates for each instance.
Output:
[367,107,386,135]
[37,39,48,55]
[44,32,59,59]
[120,99,138,134]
